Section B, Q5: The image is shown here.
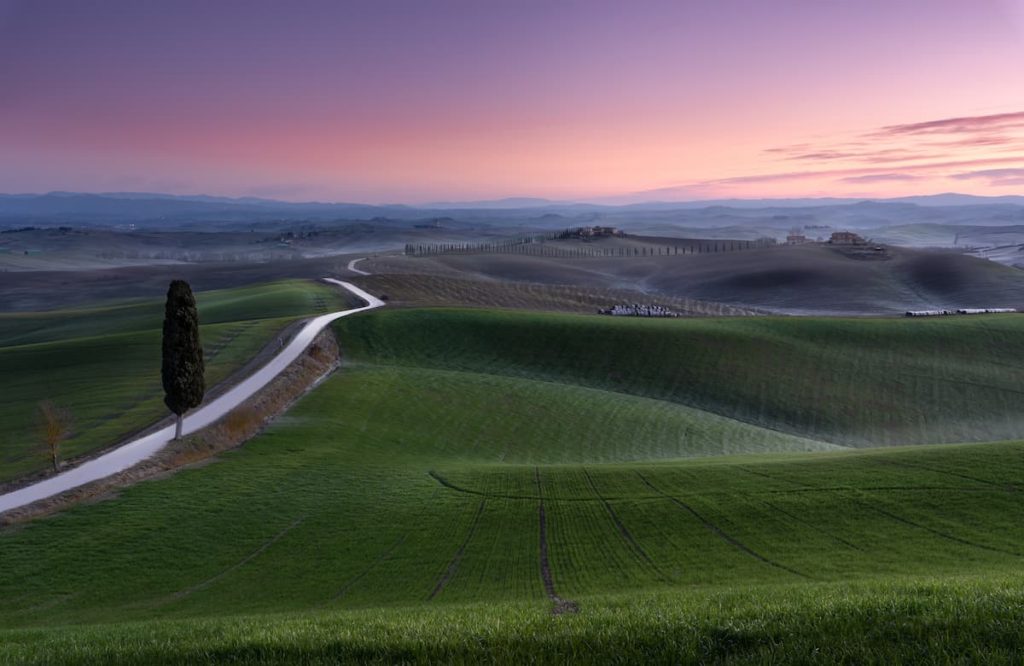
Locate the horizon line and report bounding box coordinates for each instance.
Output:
[2,190,1023,210]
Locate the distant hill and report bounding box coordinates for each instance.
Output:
[1,192,1023,235]
[0,192,414,225]
[888,193,1024,207]
[421,197,561,209]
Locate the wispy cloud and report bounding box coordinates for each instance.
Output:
[950,167,1024,187]
[840,173,921,184]
[783,148,943,164]
[876,111,1024,136]
[765,111,1024,169]
[706,156,1024,188]
[940,135,1020,148]
[633,110,1024,200]
[699,109,1024,196]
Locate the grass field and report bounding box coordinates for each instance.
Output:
[2,307,1024,662]
[0,280,349,483]
[335,308,1024,447]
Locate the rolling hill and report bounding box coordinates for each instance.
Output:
[334,308,1024,446]
[399,242,1024,314]
[2,307,1024,662]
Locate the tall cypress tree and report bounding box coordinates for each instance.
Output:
[162,280,205,440]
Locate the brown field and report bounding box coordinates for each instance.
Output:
[373,241,1024,315]
[353,273,762,316]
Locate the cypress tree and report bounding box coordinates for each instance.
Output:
[162,280,205,440]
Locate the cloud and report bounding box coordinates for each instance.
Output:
[787,148,943,164]
[646,110,1024,199]
[840,173,920,184]
[765,111,1024,170]
[940,135,1019,147]
[877,111,1024,136]
[769,144,930,161]
[950,167,1024,187]
[950,167,1024,180]
[706,156,1024,188]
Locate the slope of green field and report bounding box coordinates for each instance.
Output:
[0,280,349,482]
[3,307,1024,662]
[1,366,1023,658]
[335,308,1024,446]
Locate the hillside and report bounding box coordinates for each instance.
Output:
[0,280,348,483]
[392,242,1024,314]
[4,306,1024,662]
[334,308,1024,447]
[1,312,1024,660]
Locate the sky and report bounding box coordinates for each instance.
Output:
[1,0,1022,204]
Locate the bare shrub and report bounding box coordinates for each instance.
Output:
[37,400,73,473]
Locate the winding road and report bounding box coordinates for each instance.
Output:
[0,276,384,515]
[347,258,371,276]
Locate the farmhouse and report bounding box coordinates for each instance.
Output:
[829,231,864,245]
[599,303,680,317]
[582,226,622,237]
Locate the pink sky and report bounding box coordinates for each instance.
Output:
[1,0,1022,203]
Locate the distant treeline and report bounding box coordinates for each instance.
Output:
[1,226,75,234]
[405,235,777,258]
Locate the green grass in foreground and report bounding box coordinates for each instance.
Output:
[1,365,1024,660]
[3,580,1024,664]
[0,280,349,482]
[3,308,1024,662]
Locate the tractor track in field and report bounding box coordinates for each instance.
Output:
[429,499,486,601]
[733,464,809,487]
[427,470,625,502]
[734,459,1013,495]
[427,470,497,497]
[760,500,864,551]
[203,321,258,360]
[867,457,1019,491]
[852,497,1023,557]
[636,472,810,579]
[161,514,307,604]
[765,485,1001,494]
[535,468,579,615]
[324,534,408,605]
[581,468,668,581]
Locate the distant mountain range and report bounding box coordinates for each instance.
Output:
[1,191,1022,228]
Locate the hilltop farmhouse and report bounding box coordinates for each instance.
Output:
[829,231,864,245]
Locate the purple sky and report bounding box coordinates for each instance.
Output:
[1,0,1022,202]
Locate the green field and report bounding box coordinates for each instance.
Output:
[0,280,350,482]
[2,308,1024,663]
[335,308,1024,446]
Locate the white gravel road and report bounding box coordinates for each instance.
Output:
[347,258,371,275]
[0,277,384,515]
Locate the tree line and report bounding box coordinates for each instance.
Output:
[405,237,776,258]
